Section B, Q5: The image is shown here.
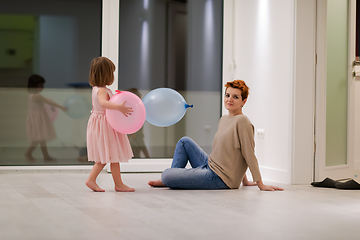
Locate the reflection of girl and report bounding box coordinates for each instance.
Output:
[126,88,150,158]
[24,74,67,162]
[128,127,150,158]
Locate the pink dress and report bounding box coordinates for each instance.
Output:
[87,86,133,163]
[26,94,57,142]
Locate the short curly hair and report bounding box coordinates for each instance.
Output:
[225,79,249,100]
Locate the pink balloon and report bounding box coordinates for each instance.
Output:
[106,90,146,134]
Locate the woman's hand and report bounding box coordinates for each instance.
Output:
[117,100,133,117]
[258,184,284,191]
[257,179,284,191]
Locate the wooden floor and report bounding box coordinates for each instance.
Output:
[1,171,360,240]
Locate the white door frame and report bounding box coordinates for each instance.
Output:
[291,0,317,185]
[314,0,356,181]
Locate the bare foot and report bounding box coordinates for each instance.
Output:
[44,156,57,161]
[148,179,166,187]
[114,184,135,192]
[24,153,36,162]
[86,181,105,192]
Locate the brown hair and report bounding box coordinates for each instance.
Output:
[27,74,45,93]
[89,57,116,87]
[225,79,249,100]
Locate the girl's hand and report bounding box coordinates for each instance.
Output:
[117,100,133,117]
[35,94,68,111]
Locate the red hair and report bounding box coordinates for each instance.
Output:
[225,80,249,100]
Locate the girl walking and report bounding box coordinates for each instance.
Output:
[86,57,134,192]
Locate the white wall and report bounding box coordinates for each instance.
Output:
[223,0,316,184]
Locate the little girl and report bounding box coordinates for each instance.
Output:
[85,57,135,192]
[25,74,67,161]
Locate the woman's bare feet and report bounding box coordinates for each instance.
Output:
[115,184,135,192]
[148,179,166,187]
[85,180,105,192]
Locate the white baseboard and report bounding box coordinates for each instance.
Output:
[0,160,290,185]
[246,166,290,184]
[0,159,172,173]
[107,159,172,173]
[0,165,94,172]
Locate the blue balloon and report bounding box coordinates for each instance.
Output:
[64,95,91,119]
[143,88,193,127]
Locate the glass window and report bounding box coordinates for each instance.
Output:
[0,0,223,166]
[0,0,102,166]
[119,0,223,158]
[326,0,348,166]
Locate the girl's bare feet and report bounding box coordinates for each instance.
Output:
[115,184,135,192]
[148,179,166,187]
[85,180,105,192]
[44,156,57,161]
[24,153,36,162]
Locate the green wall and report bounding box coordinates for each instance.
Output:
[0,15,35,68]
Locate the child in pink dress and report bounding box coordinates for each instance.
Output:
[25,74,67,162]
[85,57,134,192]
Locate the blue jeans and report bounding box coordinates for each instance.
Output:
[161,137,229,190]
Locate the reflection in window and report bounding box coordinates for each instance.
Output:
[119,0,223,158]
[0,0,101,166]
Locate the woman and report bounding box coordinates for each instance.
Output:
[148,80,283,191]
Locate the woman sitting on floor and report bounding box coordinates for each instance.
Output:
[148,79,284,191]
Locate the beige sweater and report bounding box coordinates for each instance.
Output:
[208,114,261,189]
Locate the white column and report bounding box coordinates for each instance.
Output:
[102,0,119,92]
